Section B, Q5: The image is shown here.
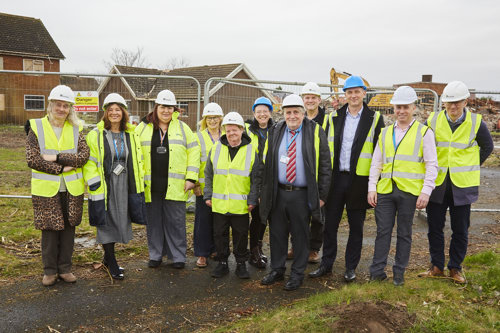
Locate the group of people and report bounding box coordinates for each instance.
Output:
[27,77,493,291]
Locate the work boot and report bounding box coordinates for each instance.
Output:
[42,274,57,287]
[235,262,250,279]
[59,272,77,283]
[211,261,229,278]
[308,250,320,264]
[258,240,268,263]
[449,268,467,284]
[418,265,444,278]
[287,248,294,260]
[249,246,266,269]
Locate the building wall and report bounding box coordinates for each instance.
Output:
[0,55,61,124]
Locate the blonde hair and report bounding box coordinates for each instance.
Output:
[199,115,223,131]
[47,101,81,127]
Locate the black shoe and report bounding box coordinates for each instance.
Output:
[111,272,124,280]
[148,260,162,268]
[261,270,284,285]
[284,278,302,291]
[103,260,124,274]
[393,273,404,286]
[172,262,185,269]
[249,246,266,269]
[344,269,356,282]
[235,262,250,279]
[369,272,388,282]
[309,265,332,278]
[211,261,229,278]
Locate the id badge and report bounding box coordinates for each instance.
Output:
[156,146,167,154]
[113,163,125,175]
[280,155,290,164]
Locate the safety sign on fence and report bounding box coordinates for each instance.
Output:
[74,91,99,112]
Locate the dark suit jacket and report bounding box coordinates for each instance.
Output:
[330,102,385,209]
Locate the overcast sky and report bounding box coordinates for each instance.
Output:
[3,0,500,91]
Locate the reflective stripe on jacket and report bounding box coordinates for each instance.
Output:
[356,111,381,176]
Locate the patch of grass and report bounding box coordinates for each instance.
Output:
[219,251,500,333]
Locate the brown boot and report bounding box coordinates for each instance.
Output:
[418,265,444,278]
[449,268,466,284]
[287,248,294,260]
[249,246,266,269]
[42,274,57,287]
[59,272,77,283]
[258,240,268,263]
[308,250,320,264]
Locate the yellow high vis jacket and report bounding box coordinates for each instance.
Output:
[427,110,481,188]
[356,111,381,176]
[196,128,223,194]
[136,112,200,202]
[377,121,428,196]
[30,116,84,197]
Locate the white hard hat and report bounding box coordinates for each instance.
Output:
[282,94,305,108]
[301,82,321,97]
[103,93,127,109]
[155,89,177,106]
[202,102,224,117]
[221,111,244,127]
[441,81,470,102]
[48,85,75,104]
[390,86,418,105]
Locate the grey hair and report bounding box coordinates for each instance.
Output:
[47,101,81,127]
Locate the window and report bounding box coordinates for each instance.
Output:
[178,102,189,117]
[23,59,44,72]
[24,95,45,111]
[0,57,3,70]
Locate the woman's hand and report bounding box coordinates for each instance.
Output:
[42,154,57,162]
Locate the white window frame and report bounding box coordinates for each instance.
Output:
[24,95,45,111]
[178,102,189,118]
[23,59,44,72]
[0,57,3,70]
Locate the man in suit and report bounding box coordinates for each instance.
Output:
[309,76,385,282]
[259,94,331,291]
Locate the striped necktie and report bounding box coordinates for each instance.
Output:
[286,130,296,183]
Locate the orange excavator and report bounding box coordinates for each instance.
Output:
[329,67,370,92]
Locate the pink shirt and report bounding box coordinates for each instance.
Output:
[368,120,438,196]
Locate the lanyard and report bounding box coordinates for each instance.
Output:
[392,127,400,150]
[159,128,167,146]
[286,124,302,151]
[258,128,267,139]
[113,132,125,161]
[207,130,220,144]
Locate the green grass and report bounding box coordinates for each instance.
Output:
[218,250,500,333]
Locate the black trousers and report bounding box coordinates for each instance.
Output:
[321,173,366,270]
[213,213,249,263]
[309,215,324,251]
[426,184,471,271]
[269,188,311,280]
[249,205,267,249]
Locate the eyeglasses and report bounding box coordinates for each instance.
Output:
[254,110,270,115]
[206,117,220,122]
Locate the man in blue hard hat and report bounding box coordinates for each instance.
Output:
[309,76,385,282]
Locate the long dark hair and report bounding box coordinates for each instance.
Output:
[146,104,180,130]
[102,103,129,131]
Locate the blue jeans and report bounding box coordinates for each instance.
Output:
[193,195,215,257]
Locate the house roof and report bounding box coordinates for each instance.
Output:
[0,12,65,59]
[100,63,248,100]
[60,76,99,91]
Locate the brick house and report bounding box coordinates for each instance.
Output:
[0,12,64,124]
[97,63,275,129]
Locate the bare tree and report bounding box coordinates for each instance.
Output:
[162,56,191,71]
[103,47,151,70]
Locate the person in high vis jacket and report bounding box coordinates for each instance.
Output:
[203,112,260,279]
[259,94,331,291]
[192,102,224,268]
[136,89,200,269]
[309,76,384,282]
[245,96,275,269]
[367,86,438,286]
[83,93,146,280]
[25,85,89,286]
[418,81,493,284]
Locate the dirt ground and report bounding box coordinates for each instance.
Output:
[0,126,499,332]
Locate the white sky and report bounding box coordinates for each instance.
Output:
[3,0,500,91]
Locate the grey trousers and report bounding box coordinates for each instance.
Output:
[370,185,417,276]
[269,188,311,281]
[41,204,75,275]
[146,193,187,263]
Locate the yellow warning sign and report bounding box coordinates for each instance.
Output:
[368,94,393,107]
[74,91,99,112]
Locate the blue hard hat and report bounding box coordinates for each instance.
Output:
[343,76,367,91]
[252,97,273,112]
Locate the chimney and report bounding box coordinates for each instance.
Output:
[422,74,433,83]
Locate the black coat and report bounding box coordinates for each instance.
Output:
[258,118,331,223]
[330,102,385,209]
